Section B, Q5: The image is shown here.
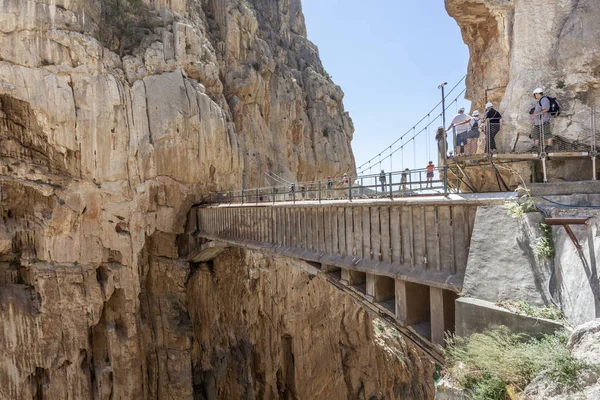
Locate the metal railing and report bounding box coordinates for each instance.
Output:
[447,108,599,158]
[200,167,450,205]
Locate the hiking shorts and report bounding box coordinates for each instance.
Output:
[467,128,480,139]
[456,132,467,147]
[426,172,434,178]
[531,122,553,141]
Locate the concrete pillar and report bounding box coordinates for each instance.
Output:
[341,268,366,286]
[365,273,376,301]
[341,268,352,285]
[430,287,445,347]
[395,279,408,324]
[366,273,395,302]
[395,280,430,326]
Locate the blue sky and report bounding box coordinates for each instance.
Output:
[302,0,470,174]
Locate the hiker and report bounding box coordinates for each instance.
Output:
[288,183,295,200]
[425,161,435,188]
[530,88,554,152]
[435,126,448,163]
[379,169,387,192]
[342,173,349,185]
[467,110,481,155]
[447,107,471,156]
[400,168,409,192]
[327,176,333,198]
[483,102,503,153]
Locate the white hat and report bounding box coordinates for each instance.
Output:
[458,107,465,112]
[485,102,494,109]
[533,88,544,95]
[472,110,480,116]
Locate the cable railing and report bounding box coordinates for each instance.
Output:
[444,107,598,157]
[357,76,467,175]
[199,167,450,206]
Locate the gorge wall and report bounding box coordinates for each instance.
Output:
[446,0,600,154]
[0,0,434,398]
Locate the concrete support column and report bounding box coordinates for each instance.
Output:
[341,268,352,285]
[395,279,408,325]
[366,273,395,302]
[430,287,446,347]
[365,273,376,301]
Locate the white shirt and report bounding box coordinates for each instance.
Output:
[451,113,471,133]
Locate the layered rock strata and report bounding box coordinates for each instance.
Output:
[0,0,433,398]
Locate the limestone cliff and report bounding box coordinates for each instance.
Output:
[0,1,431,399]
[447,0,600,154]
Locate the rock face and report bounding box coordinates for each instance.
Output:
[446,0,600,154]
[188,249,434,399]
[0,0,432,399]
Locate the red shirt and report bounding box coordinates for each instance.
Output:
[426,164,435,173]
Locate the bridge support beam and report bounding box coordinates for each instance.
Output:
[366,273,395,303]
[395,279,430,327]
[430,287,458,347]
[341,268,366,286]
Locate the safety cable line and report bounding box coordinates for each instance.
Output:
[357,75,466,171]
[363,88,467,171]
[265,172,292,185]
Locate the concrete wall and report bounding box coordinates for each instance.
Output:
[461,206,551,306]
[194,201,478,291]
[455,297,564,338]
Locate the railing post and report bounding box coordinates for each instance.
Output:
[389,172,393,199]
[592,107,597,181]
[444,166,448,196]
[272,187,275,204]
[348,178,353,202]
[256,188,259,204]
[318,180,322,203]
[241,190,244,204]
[292,185,296,204]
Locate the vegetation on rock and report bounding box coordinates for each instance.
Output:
[445,327,596,400]
[496,299,563,321]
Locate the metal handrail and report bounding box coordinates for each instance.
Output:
[200,166,449,206]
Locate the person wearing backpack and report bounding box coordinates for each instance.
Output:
[530,88,556,152]
[466,110,480,155]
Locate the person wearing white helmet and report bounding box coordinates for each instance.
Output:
[483,102,503,153]
[466,110,481,155]
[530,88,553,152]
[446,107,471,156]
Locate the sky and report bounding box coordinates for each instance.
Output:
[301,0,470,175]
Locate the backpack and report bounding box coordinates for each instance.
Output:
[540,96,561,117]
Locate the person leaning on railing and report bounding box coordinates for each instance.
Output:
[529,87,554,152]
[446,107,471,156]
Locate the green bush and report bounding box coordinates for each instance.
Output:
[533,223,555,258]
[506,196,535,219]
[445,327,594,399]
